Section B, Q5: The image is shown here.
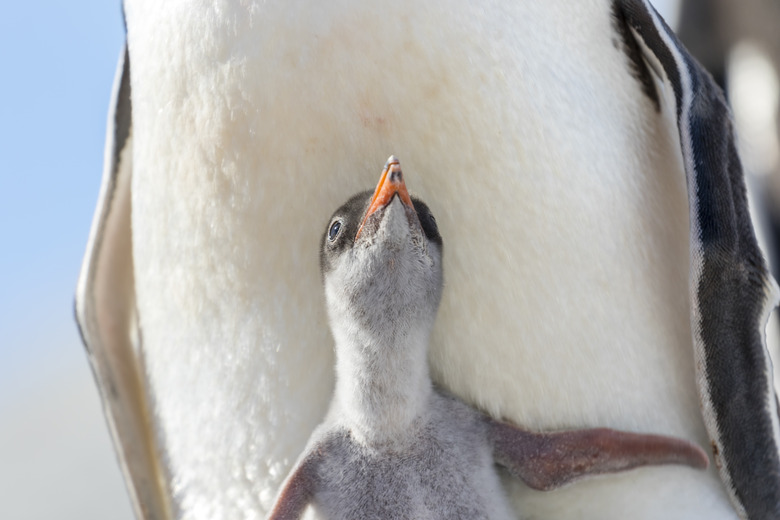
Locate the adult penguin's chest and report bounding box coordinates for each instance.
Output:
[124,0,731,518]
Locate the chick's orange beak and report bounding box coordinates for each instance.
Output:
[355,156,415,241]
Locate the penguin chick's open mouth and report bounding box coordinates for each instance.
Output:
[355,156,422,245]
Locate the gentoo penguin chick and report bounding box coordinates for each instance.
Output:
[268,157,709,520]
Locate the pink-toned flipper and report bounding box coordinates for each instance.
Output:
[487,418,708,491]
[267,453,321,520]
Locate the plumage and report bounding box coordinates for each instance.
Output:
[267,157,708,520]
[77,1,780,518]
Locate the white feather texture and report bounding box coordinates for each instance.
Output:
[123,0,735,518]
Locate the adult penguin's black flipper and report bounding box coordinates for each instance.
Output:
[620,1,780,518]
[74,42,173,520]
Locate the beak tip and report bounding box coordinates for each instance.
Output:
[356,155,413,241]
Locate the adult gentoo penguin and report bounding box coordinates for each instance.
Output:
[76,1,780,519]
[268,156,708,519]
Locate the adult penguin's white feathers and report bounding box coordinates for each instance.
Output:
[77,1,780,518]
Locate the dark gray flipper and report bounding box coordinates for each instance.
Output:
[74,43,172,520]
[487,419,708,491]
[619,1,780,517]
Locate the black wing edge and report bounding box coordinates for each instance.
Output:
[74,42,173,520]
[619,1,780,518]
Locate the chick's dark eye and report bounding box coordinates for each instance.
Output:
[328,220,342,242]
[425,213,438,234]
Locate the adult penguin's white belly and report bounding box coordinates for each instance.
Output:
[124,1,731,517]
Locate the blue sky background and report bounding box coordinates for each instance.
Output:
[0,1,133,518]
